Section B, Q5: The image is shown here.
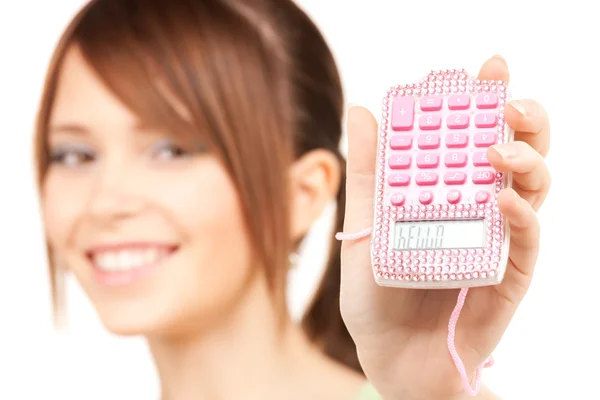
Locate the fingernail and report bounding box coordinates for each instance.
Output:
[492,54,507,65]
[508,100,527,116]
[492,144,517,160]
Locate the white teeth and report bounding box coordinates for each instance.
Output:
[93,248,165,271]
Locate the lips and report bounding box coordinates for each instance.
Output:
[86,243,178,286]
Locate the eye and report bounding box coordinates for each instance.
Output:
[152,139,192,161]
[49,145,96,167]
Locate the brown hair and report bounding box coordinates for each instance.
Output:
[35,0,359,372]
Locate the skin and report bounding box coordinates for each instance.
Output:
[341,55,551,400]
[42,47,364,400]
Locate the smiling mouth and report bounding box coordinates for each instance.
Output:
[87,243,179,286]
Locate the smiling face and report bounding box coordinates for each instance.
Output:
[42,47,256,335]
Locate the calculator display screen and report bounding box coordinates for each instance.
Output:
[392,219,486,250]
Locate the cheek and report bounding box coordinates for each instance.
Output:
[154,159,255,299]
[41,173,85,250]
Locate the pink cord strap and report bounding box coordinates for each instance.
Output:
[335,227,494,397]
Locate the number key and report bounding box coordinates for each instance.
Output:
[446,133,468,148]
[474,113,497,128]
[416,153,439,169]
[445,152,467,167]
[419,115,442,130]
[476,93,498,109]
[474,133,497,147]
[447,114,469,129]
[473,151,490,166]
[418,134,440,149]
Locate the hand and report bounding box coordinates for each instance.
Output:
[339,55,551,400]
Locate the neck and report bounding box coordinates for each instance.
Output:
[147,276,361,400]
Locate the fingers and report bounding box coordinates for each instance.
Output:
[504,99,551,158]
[343,106,378,233]
[487,141,551,211]
[493,188,540,303]
[477,55,509,83]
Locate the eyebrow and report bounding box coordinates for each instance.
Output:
[48,123,91,135]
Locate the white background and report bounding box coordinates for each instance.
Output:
[1,1,598,399]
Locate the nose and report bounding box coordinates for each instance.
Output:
[87,162,145,226]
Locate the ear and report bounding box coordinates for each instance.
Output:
[289,149,341,241]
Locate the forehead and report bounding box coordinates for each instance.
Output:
[50,46,139,130]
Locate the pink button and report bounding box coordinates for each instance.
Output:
[388,155,411,169]
[473,133,497,147]
[446,133,469,148]
[391,96,414,131]
[474,113,497,128]
[416,171,438,186]
[445,152,467,167]
[448,95,471,110]
[419,191,434,205]
[390,135,412,150]
[473,151,490,166]
[418,134,440,149]
[391,193,406,206]
[416,153,439,168]
[420,96,443,111]
[476,93,498,109]
[475,191,490,204]
[447,191,461,204]
[447,114,469,129]
[444,171,467,185]
[419,115,442,130]
[472,170,496,184]
[388,173,410,186]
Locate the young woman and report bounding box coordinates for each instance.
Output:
[34,0,551,399]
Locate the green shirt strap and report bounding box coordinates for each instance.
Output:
[355,383,382,400]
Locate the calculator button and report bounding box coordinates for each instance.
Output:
[388,155,411,169]
[472,170,495,184]
[474,113,498,128]
[419,115,442,130]
[420,96,443,111]
[391,96,415,131]
[446,133,469,148]
[447,114,469,129]
[444,171,467,185]
[416,153,439,168]
[416,171,438,186]
[391,193,406,206]
[475,191,490,204]
[476,93,498,109]
[390,135,412,150]
[473,151,490,166]
[447,95,471,110]
[445,152,468,167]
[418,134,440,149]
[388,173,410,186]
[419,191,434,205]
[447,191,461,204]
[473,133,497,147]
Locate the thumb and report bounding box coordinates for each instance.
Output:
[339,106,378,287]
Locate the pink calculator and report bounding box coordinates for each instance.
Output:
[371,69,513,289]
